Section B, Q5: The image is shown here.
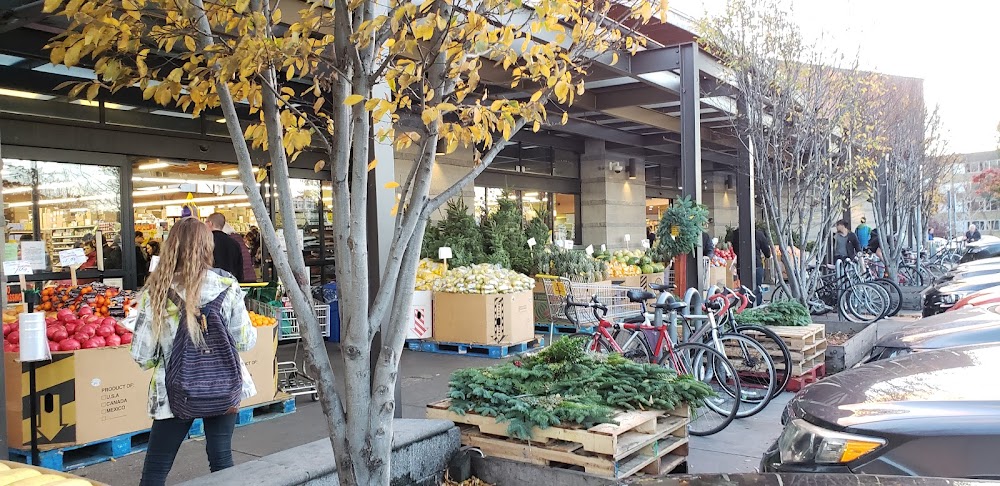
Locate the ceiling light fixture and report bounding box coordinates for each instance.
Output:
[133,194,247,208]
[138,162,170,170]
[0,88,55,100]
[220,168,260,176]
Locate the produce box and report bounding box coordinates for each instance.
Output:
[432,291,534,346]
[640,273,665,292]
[406,290,433,340]
[240,323,278,408]
[4,345,153,448]
[707,266,729,288]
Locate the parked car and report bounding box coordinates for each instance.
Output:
[861,305,1000,363]
[959,241,1000,264]
[921,274,1000,316]
[953,256,1000,268]
[762,343,1000,478]
[934,264,1000,284]
[951,289,1000,311]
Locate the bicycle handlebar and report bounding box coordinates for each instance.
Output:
[564,294,609,325]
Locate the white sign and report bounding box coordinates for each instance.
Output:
[623,234,631,242]
[3,260,32,275]
[165,205,184,217]
[641,239,651,249]
[438,246,453,260]
[585,245,594,256]
[527,238,537,248]
[58,248,87,268]
[21,242,46,271]
[19,312,51,362]
[601,244,607,252]
[563,240,574,249]
[148,255,160,273]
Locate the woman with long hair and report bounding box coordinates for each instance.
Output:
[130,218,257,485]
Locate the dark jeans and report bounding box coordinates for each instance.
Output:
[140,414,238,486]
[755,265,765,306]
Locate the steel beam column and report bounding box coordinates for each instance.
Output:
[679,43,703,290]
[735,97,756,299]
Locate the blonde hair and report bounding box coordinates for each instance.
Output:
[143,217,214,346]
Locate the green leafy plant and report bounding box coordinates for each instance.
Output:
[652,196,709,261]
[447,337,716,439]
[735,300,811,326]
[525,217,551,248]
[422,199,486,267]
[484,195,533,274]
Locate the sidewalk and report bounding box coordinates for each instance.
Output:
[75,344,788,484]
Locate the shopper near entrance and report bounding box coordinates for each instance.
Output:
[223,223,257,283]
[131,217,257,486]
[855,217,872,249]
[731,226,772,306]
[966,223,982,243]
[833,219,862,262]
[205,213,246,281]
[135,230,149,286]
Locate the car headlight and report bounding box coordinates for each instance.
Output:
[939,293,967,305]
[778,419,885,465]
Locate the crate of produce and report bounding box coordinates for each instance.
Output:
[427,399,689,480]
[247,299,329,341]
[0,460,108,484]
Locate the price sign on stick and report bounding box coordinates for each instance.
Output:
[58,248,87,286]
[641,239,651,249]
[5,261,33,312]
[438,247,453,269]
[585,245,594,256]
[527,238,537,248]
[601,244,607,252]
[18,312,50,363]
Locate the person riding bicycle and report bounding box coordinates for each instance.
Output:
[833,220,862,263]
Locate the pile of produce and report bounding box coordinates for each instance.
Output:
[735,300,811,327]
[606,260,641,278]
[415,258,447,291]
[594,249,666,276]
[433,264,534,294]
[532,245,607,283]
[249,311,277,327]
[712,243,736,266]
[447,337,715,439]
[38,284,133,317]
[3,305,133,353]
[0,462,89,484]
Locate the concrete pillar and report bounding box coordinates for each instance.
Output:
[679,43,703,288]
[580,140,646,248]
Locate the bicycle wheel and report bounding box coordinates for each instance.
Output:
[733,324,791,399]
[872,278,902,317]
[714,333,776,418]
[840,283,889,324]
[897,266,923,287]
[610,328,654,363]
[661,342,740,436]
[769,285,791,303]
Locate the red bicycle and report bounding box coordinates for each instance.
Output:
[564,292,741,436]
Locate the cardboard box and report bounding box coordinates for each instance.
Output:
[5,346,153,449]
[639,273,665,292]
[240,323,278,408]
[407,290,433,340]
[707,266,729,288]
[432,291,534,346]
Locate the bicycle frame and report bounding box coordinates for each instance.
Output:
[577,304,686,372]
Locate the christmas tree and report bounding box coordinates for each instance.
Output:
[422,198,486,267]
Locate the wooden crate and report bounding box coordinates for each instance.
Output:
[757,324,828,377]
[427,399,689,479]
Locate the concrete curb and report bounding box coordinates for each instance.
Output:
[178,419,459,486]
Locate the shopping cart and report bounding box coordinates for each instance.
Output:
[242,283,326,401]
[540,277,644,341]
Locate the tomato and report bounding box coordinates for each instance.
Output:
[72,333,90,343]
[84,315,101,325]
[7,330,19,345]
[46,326,58,339]
[82,337,102,349]
[96,325,114,338]
[57,309,74,322]
[59,339,81,351]
[48,341,60,352]
[52,329,69,342]
[120,332,133,345]
[79,305,93,316]
[105,334,121,347]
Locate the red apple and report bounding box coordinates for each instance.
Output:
[48,341,60,352]
[7,330,20,345]
[105,334,121,347]
[52,329,69,342]
[120,332,133,345]
[58,339,81,351]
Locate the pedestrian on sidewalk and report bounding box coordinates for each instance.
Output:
[855,217,872,249]
[131,217,257,486]
[833,219,862,262]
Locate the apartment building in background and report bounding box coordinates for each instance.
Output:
[942,150,1000,236]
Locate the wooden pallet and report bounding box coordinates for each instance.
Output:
[785,362,827,392]
[427,399,687,457]
[9,428,150,472]
[765,324,825,347]
[441,403,689,480]
[405,338,544,358]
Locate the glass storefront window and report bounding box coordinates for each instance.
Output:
[474,186,505,223]
[520,146,553,175]
[275,179,322,262]
[553,193,577,244]
[4,159,121,272]
[553,149,580,178]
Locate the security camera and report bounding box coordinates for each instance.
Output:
[610,162,624,174]
[199,163,208,171]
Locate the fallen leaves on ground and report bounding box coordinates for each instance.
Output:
[443,477,493,486]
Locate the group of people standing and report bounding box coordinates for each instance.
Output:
[135,214,261,286]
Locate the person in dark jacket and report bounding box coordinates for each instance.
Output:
[833,219,862,262]
[732,226,772,305]
[205,213,246,281]
[135,230,149,286]
[966,224,982,243]
[223,224,257,283]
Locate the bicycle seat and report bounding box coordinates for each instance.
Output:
[653,301,688,311]
[649,283,675,292]
[627,289,656,302]
[622,314,646,324]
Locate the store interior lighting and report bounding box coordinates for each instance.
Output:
[132,187,183,196]
[133,176,246,187]
[0,88,55,100]
[137,161,171,170]
[8,194,115,208]
[133,194,247,208]
[71,99,136,111]
[220,168,260,176]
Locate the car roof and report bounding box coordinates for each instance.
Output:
[876,306,1000,349]
[940,276,1000,293]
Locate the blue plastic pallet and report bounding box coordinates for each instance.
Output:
[405,338,543,358]
[9,428,151,472]
[534,323,593,336]
[188,398,296,437]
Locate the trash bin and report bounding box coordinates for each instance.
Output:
[320,282,341,342]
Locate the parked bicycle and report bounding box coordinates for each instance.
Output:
[564,293,741,436]
[771,259,890,323]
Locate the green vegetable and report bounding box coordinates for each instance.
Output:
[447,336,716,439]
[735,300,811,326]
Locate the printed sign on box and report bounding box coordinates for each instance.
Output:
[407,290,433,340]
